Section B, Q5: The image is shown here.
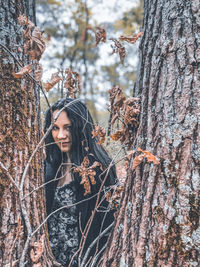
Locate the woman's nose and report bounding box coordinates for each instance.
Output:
[57,129,67,139]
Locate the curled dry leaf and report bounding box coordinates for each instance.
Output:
[123,97,140,126]
[82,26,106,47]
[64,68,81,98]
[74,157,101,195]
[18,14,28,26]
[13,65,32,78]
[44,73,62,92]
[132,148,159,170]
[95,26,106,47]
[92,125,106,144]
[110,130,124,141]
[30,234,44,263]
[119,32,143,44]
[131,154,144,170]
[106,184,124,208]
[138,147,160,164]
[110,38,126,64]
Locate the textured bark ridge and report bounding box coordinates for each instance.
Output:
[103,0,200,266]
[0,1,55,266]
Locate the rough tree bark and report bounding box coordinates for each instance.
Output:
[103,0,200,266]
[0,1,56,266]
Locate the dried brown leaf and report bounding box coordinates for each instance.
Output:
[92,125,106,144]
[119,32,143,44]
[110,38,126,64]
[18,15,45,61]
[44,73,62,92]
[64,68,81,98]
[138,147,159,164]
[95,26,106,47]
[74,157,101,195]
[110,130,124,141]
[18,14,28,26]
[30,235,44,263]
[131,155,144,170]
[13,65,32,78]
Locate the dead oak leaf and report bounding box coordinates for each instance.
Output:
[74,157,101,195]
[30,234,44,263]
[44,73,62,92]
[110,38,126,64]
[119,32,143,44]
[13,65,32,78]
[92,125,106,144]
[138,147,159,164]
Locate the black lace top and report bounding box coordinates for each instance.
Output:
[48,181,79,267]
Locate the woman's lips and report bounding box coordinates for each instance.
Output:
[61,142,71,147]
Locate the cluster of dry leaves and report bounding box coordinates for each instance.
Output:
[74,156,102,195]
[92,125,106,145]
[82,26,106,47]
[44,68,81,98]
[106,185,124,210]
[84,25,143,64]
[13,15,81,98]
[13,15,45,80]
[108,85,140,147]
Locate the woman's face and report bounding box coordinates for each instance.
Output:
[52,110,72,153]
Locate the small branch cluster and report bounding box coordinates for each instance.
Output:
[74,157,102,195]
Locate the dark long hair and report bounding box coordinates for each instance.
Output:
[44,98,117,186]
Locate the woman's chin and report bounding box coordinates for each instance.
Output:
[59,144,71,153]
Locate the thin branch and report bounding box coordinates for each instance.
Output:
[89,243,107,267]
[80,222,114,267]
[0,161,20,191]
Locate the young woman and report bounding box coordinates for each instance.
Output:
[44,98,117,267]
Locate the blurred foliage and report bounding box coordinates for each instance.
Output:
[114,0,144,35]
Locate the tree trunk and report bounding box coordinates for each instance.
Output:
[103,0,200,266]
[0,1,56,266]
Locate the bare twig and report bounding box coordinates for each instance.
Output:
[9,218,21,267]
[0,161,20,191]
[80,222,114,267]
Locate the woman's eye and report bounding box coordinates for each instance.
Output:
[52,125,59,131]
[64,125,71,131]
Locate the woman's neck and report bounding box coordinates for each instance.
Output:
[57,157,73,187]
